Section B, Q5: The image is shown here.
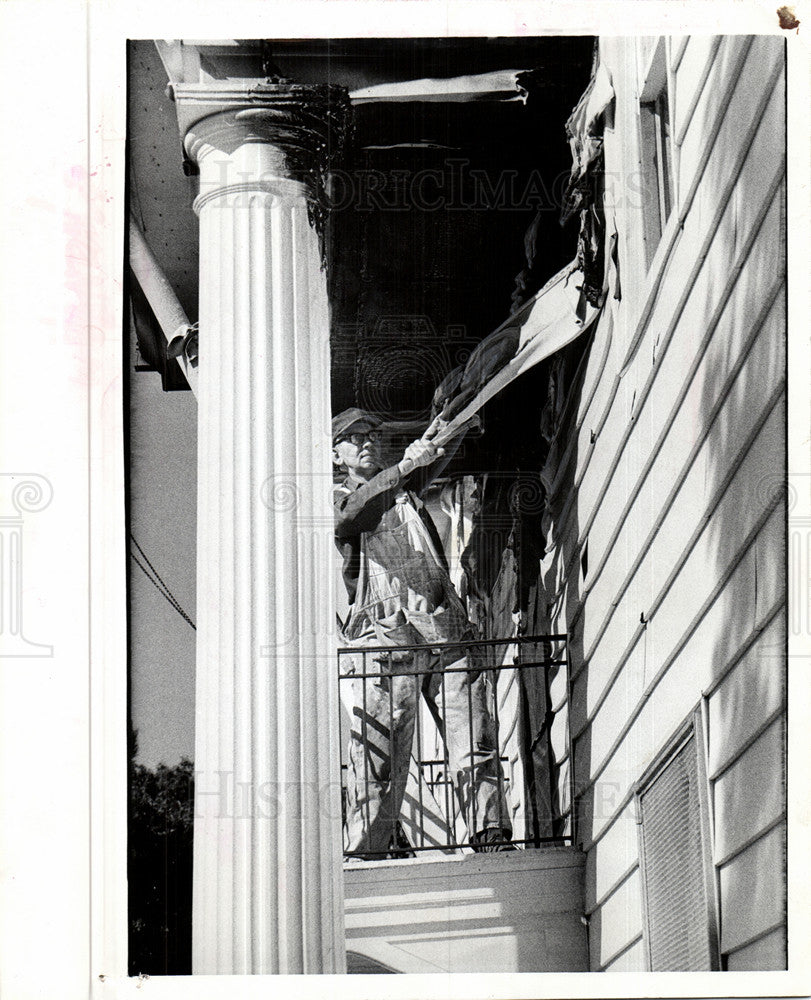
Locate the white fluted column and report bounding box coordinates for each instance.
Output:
[178,86,348,975]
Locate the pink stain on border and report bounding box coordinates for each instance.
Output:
[63,163,89,385]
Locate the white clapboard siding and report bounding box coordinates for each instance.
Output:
[578,380,784,738]
[672,35,722,145]
[585,182,783,589]
[572,408,784,844]
[678,36,781,201]
[725,926,787,971]
[560,92,784,613]
[582,289,783,678]
[603,936,646,972]
[713,716,785,863]
[718,822,786,955]
[577,616,784,966]
[547,35,786,971]
[583,264,782,683]
[564,99,780,688]
[553,207,782,645]
[584,800,639,911]
[587,866,644,971]
[706,614,786,774]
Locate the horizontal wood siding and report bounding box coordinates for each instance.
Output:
[718,823,786,956]
[551,35,786,971]
[603,935,645,972]
[587,867,644,971]
[706,615,785,776]
[713,716,785,864]
[725,925,787,971]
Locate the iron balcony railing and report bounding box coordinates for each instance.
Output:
[337,634,573,860]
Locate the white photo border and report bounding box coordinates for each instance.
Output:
[2,2,806,998]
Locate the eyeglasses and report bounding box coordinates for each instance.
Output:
[337,430,381,447]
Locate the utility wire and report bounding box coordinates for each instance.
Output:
[131,552,195,629]
[131,553,197,632]
[130,533,176,596]
[130,534,196,631]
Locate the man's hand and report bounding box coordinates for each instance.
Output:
[396,413,480,477]
[397,423,446,476]
[398,438,445,476]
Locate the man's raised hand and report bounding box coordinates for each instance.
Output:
[398,430,446,476]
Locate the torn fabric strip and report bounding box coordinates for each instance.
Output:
[433,261,601,448]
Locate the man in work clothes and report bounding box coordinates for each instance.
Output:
[332,407,512,856]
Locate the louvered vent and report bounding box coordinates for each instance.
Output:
[638,731,716,970]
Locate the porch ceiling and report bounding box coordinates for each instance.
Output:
[128,37,593,455]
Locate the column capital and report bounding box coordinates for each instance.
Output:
[173,81,350,222]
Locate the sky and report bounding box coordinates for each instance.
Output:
[127,335,355,768]
[129,344,198,768]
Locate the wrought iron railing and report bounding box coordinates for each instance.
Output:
[337,634,573,860]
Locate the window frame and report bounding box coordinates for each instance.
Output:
[637,36,678,269]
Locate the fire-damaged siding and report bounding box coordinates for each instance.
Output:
[536,36,786,970]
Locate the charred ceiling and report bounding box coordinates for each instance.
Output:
[127,37,594,446]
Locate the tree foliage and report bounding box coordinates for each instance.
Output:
[128,755,193,976]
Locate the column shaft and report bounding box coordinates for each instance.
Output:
[192,161,344,974]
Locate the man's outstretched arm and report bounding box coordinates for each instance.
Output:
[333,417,476,537]
[333,465,405,538]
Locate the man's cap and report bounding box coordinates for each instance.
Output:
[331,407,382,444]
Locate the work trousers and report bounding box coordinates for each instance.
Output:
[343,645,510,856]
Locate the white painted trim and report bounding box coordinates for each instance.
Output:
[618,35,757,376]
[638,36,667,103]
[345,843,584,881]
[349,69,527,103]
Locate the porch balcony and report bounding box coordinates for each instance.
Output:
[337,635,588,973]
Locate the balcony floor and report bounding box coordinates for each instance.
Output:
[344,845,588,974]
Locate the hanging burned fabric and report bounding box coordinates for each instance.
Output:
[561,61,616,307]
[421,61,616,449]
